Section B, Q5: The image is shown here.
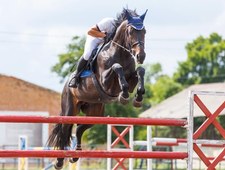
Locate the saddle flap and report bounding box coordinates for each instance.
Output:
[80,70,93,78]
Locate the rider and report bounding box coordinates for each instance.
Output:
[68,17,116,88]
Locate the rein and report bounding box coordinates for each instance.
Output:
[111,40,133,55]
[111,40,144,57]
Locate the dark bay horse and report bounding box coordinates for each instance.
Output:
[47,9,147,169]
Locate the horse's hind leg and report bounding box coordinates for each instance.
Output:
[54,84,80,169]
[70,103,104,163]
[54,124,74,169]
[133,66,145,107]
[69,124,93,163]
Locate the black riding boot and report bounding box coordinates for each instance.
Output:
[69,57,88,88]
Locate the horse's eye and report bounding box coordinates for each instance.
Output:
[129,28,135,34]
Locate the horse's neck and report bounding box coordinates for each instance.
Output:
[109,37,134,68]
[110,30,127,56]
[113,30,125,45]
[101,21,134,66]
[112,21,127,47]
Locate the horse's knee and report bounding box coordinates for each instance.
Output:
[112,63,122,72]
[137,66,145,76]
[137,87,145,95]
[112,63,128,87]
[122,82,129,91]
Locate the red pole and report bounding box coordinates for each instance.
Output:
[0,115,187,126]
[0,150,188,159]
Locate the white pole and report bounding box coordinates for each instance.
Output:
[129,125,134,170]
[147,126,152,170]
[18,135,28,170]
[69,134,80,170]
[107,124,112,170]
[187,91,194,170]
[77,159,81,170]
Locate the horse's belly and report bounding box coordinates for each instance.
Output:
[74,76,117,103]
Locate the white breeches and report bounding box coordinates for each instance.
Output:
[83,35,103,60]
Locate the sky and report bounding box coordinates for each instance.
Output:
[0,0,225,92]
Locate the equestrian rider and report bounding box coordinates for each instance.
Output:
[69,17,116,87]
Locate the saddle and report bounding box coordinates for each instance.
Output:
[80,32,115,78]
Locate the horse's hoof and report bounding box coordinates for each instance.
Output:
[119,94,129,105]
[133,98,142,107]
[69,147,81,163]
[69,157,79,163]
[54,161,63,170]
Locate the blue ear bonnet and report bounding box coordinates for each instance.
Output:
[126,9,148,30]
[128,17,144,30]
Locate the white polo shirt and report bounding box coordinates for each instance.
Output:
[97,17,116,34]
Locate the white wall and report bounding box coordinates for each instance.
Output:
[0,111,49,147]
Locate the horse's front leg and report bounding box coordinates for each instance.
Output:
[133,66,145,107]
[69,124,93,163]
[112,63,129,104]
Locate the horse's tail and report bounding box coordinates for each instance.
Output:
[47,121,63,148]
[47,119,73,149]
[47,81,75,149]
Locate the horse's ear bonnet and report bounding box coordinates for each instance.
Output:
[125,9,148,30]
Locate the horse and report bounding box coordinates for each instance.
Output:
[47,8,147,169]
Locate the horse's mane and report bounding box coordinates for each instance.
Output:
[108,8,139,43]
[115,8,139,29]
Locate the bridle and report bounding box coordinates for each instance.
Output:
[111,25,145,57]
[130,40,145,48]
[111,40,133,55]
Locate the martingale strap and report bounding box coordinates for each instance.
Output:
[91,73,118,102]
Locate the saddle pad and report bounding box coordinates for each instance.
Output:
[80,70,93,78]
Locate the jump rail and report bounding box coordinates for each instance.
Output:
[0,116,188,164]
[0,150,188,159]
[0,115,187,126]
[0,91,224,170]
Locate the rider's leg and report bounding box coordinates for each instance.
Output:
[69,36,101,88]
[68,57,88,87]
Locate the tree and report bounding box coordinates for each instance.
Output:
[173,33,225,85]
[52,36,85,82]
[173,33,225,140]
[144,63,162,83]
[150,75,183,105]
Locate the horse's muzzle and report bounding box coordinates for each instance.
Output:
[132,45,146,64]
[136,52,146,64]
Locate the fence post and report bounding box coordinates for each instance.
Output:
[18,135,28,170]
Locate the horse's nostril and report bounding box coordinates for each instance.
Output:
[136,53,146,64]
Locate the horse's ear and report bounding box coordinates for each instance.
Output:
[140,9,148,21]
[125,10,132,21]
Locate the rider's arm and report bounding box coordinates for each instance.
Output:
[87,25,106,38]
[88,18,115,38]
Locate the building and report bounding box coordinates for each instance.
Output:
[0,74,61,147]
[140,82,225,118]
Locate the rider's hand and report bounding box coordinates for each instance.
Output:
[104,32,113,42]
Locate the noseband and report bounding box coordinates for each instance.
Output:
[111,40,145,60]
[131,40,145,48]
